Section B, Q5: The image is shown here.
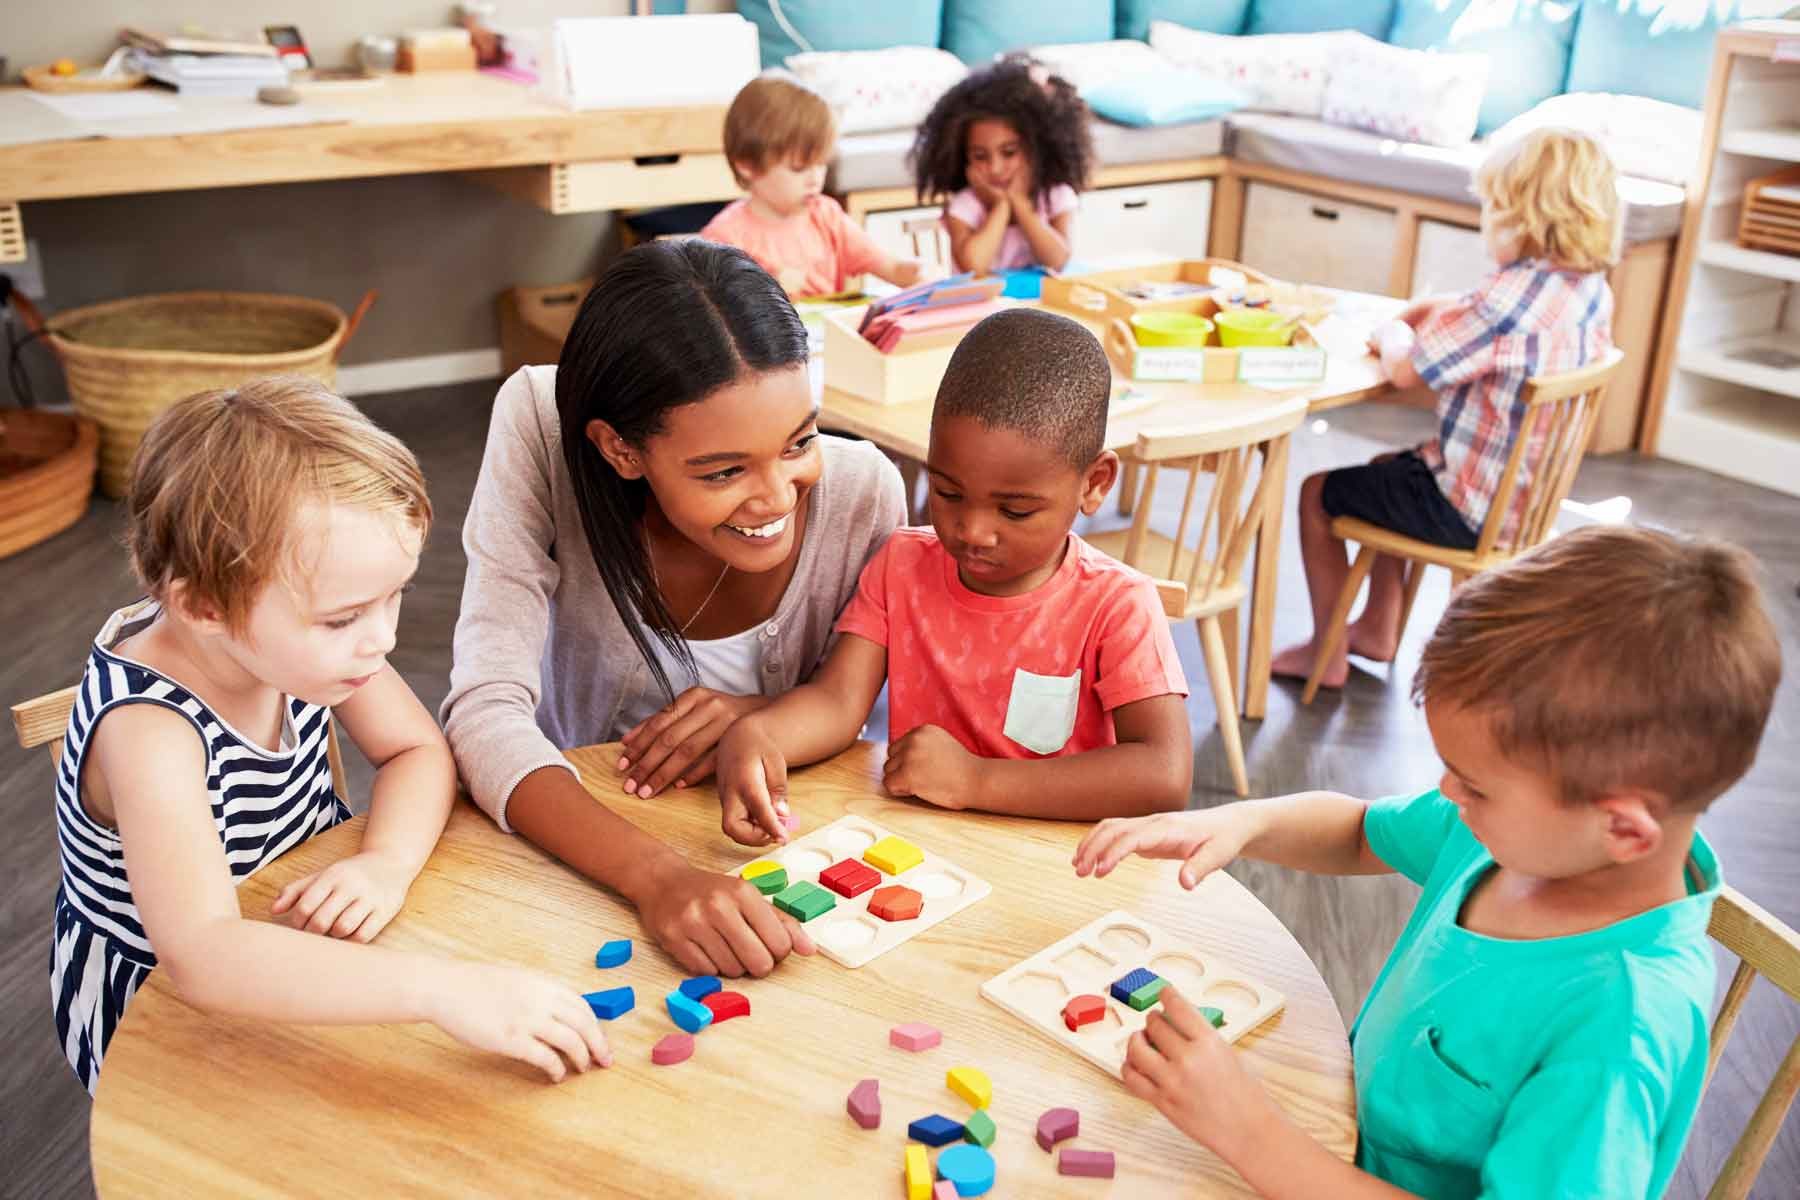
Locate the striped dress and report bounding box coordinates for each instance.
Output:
[51,600,350,1094]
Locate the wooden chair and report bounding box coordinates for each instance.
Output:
[1703,885,1800,1200]
[1086,396,1309,797]
[1301,347,1626,704]
[11,684,348,798]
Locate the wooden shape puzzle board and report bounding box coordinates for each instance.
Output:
[980,909,1284,1079]
[734,815,991,968]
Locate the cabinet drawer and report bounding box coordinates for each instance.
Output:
[863,204,955,274]
[1075,179,1213,262]
[1411,219,1489,296]
[1240,182,1396,293]
[468,152,738,214]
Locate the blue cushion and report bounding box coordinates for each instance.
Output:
[1085,68,1247,126]
[1565,0,1730,110]
[1389,0,1580,134]
[1245,0,1395,37]
[1116,0,1251,41]
[941,0,1114,63]
[738,0,944,69]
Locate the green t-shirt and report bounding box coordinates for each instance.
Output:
[1352,789,1719,1199]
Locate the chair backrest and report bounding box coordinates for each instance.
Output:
[1474,347,1626,559]
[1116,397,1309,616]
[900,211,955,276]
[12,684,348,798]
[1703,885,1800,1200]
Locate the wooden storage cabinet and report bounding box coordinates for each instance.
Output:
[1075,179,1214,263]
[1240,182,1397,295]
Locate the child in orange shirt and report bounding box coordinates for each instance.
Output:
[714,308,1192,843]
[700,74,921,297]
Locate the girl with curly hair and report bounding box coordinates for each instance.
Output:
[910,59,1095,275]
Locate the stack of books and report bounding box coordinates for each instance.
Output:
[858,275,1007,354]
[121,27,288,97]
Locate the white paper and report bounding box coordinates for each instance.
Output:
[28,90,181,121]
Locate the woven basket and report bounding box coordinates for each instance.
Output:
[0,408,99,560]
[45,290,372,497]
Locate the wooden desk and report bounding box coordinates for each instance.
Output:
[91,743,1356,1198]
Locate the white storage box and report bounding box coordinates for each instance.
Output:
[542,15,758,110]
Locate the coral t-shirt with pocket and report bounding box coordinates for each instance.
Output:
[834,528,1188,758]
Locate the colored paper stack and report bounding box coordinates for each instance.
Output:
[859,274,1007,354]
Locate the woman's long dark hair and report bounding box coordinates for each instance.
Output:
[556,239,809,701]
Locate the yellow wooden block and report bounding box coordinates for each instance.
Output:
[946,1065,992,1111]
[864,835,924,876]
[905,1143,931,1200]
[741,861,781,880]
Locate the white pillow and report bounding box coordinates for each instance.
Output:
[1488,92,1703,187]
[784,46,967,136]
[1147,22,1337,117]
[1320,33,1489,149]
[1023,39,1168,97]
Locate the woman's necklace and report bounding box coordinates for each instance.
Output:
[649,538,729,636]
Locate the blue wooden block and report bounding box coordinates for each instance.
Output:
[666,989,715,1034]
[594,939,633,969]
[936,1143,997,1196]
[907,1113,965,1147]
[1110,966,1159,1005]
[678,975,722,1000]
[583,986,635,1020]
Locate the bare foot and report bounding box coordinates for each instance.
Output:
[1345,620,1399,663]
[1271,640,1348,689]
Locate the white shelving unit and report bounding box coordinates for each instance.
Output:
[1648,22,1800,498]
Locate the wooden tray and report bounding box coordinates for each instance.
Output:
[1739,164,1800,256]
[1101,315,1328,385]
[1041,257,1331,326]
[23,64,147,92]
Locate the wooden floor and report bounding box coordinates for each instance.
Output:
[2,382,1795,1198]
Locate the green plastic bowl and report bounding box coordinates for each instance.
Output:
[1215,308,1296,348]
[1131,311,1214,348]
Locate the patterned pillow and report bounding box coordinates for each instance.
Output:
[1147,21,1338,116]
[1022,39,1168,96]
[1488,92,1705,187]
[1319,33,1489,148]
[784,46,968,135]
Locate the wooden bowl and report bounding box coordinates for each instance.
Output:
[24,64,148,93]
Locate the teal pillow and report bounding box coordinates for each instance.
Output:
[1116,0,1250,41]
[1086,68,1247,125]
[1389,0,1579,134]
[1565,1,1731,110]
[738,0,944,69]
[1246,0,1395,37]
[941,0,1114,63]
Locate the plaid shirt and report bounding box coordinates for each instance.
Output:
[1413,260,1613,546]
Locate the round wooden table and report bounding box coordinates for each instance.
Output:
[92,743,1356,1197]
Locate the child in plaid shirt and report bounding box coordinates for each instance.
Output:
[1273,128,1619,690]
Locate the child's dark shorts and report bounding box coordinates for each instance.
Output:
[1319,451,1480,550]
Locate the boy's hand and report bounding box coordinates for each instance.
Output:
[428,961,613,1083]
[882,725,979,809]
[1072,807,1257,889]
[634,857,815,977]
[619,688,770,799]
[271,850,415,942]
[1123,985,1268,1155]
[716,721,793,845]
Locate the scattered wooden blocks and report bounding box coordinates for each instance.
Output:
[665,989,715,1034]
[678,975,721,1001]
[1200,1005,1227,1028]
[1058,1149,1115,1178]
[946,1065,992,1110]
[701,990,750,1023]
[593,939,632,969]
[890,1022,942,1052]
[962,1109,997,1149]
[868,884,924,922]
[651,1033,694,1066]
[935,1144,996,1196]
[1110,966,1166,1011]
[908,1114,965,1146]
[582,986,635,1020]
[905,1144,932,1200]
[847,1078,881,1129]
[772,879,836,922]
[864,834,924,875]
[1062,993,1106,1031]
[1036,1107,1079,1151]
[741,861,788,895]
[819,857,882,898]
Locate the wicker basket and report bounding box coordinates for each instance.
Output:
[0,408,99,560]
[45,290,372,497]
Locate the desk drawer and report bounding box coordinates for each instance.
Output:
[1240,182,1395,294]
[468,152,738,214]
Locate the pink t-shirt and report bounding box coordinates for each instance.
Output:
[944,183,1079,271]
[835,528,1188,759]
[698,194,887,296]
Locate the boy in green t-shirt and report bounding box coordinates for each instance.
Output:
[1072,525,1782,1199]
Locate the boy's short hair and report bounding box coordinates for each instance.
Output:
[1477,126,1621,274]
[127,376,432,634]
[932,308,1110,469]
[722,73,836,187]
[1414,525,1781,813]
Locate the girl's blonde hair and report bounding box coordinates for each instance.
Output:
[1476,127,1621,274]
[127,376,431,633]
[722,74,836,187]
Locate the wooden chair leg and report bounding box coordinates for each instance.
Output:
[1707,1031,1800,1200]
[1302,545,1376,705]
[1118,459,1140,517]
[1396,559,1427,647]
[1216,606,1241,708]
[895,457,924,523]
[1198,614,1249,797]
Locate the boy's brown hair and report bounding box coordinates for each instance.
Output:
[1414,525,1781,813]
[127,376,431,634]
[722,73,836,187]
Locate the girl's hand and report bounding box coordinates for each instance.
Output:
[1004,165,1036,211]
[619,688,771,799]
[1122,985,1270,1154]
[428,961,612,1082]
[271,850,415,942]
[970,176,1008,211]
[716,721,793,846]
[634,856,815,977]
[1072,807,1258,888]
[882,725,979,809]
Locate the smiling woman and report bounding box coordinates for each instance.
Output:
[441,240,905,978]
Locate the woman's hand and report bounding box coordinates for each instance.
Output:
[633,855,815,977]
[1072,806,1260,889]
[271,850,416,942]
[427,961,612,1082]
[618,688,771,798]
